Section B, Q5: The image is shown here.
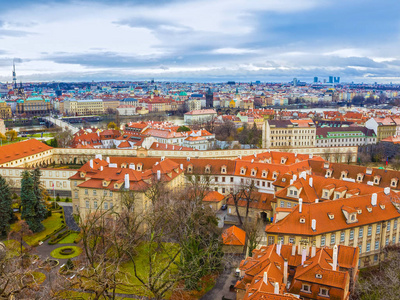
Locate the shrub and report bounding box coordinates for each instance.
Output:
[73,234,82,244]
[65,197,70,202]
[56,195,60,202]
[59,248,75,255]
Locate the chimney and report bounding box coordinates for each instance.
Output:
[311,244,316,257]
[299,198,303,213]
[384,187,390,195]
[187,157,190,161]
[263,272,268,285]
[371,193,377,206]
[274,282,279,294]
[332,245,338,271]
[276,242,281,256]
[254,153,257,158]
[161,156,165,161]
[311,219,316,231]
[309,153,313,159]
[290,179,293,185]
[89,159,93,169]
[180,164,183,170]
[293,174,297,181]
[100,166,103,171]
[124,173,129,189]
[283,259,288,286]
[292,243,296,256]
[106,157,110,163]
[315,198,319,203]
[301,247,306,265]
[298,243,302,255]
[295,152,297,157]
[309,177,313,187]
[157,170,161,180]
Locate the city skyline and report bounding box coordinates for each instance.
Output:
[0,0,399,83]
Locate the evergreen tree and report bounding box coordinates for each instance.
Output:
[0,175,13,236]
[21,170,47,233]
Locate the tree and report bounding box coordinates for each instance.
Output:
[20,170,47,233]
[107,121,117,129]
[177,125,191,132]
[0,175,13,236]
[5,130,17,141]
[53,127,73,148]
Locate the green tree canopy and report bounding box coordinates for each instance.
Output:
[0,175,13,236]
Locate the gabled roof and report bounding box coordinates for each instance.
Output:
[222,226,246,246]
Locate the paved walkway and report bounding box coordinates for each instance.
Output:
[60,204,80,231]
[201,262,241,300]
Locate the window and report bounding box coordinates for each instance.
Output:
[374,254,378,262]
[387,221,391,232]
[230,177,234,183]
[287,202,291,208]
[359,228,363,239]
[86,201,89,209]
[377,224,381,234]
[386,237,389,246]
[331,234,335,245]
[268,236,275,245]
[110,202,113,208]
[395,220,398,230]
[103,190,107,196]
[110,191,113,196]
[350,230,354,240]
[222,177,225,182]
[85,189,88,195]
[94,201,97,209]
[359,245,362,254]
[280,201,284,208]
[319,288,329,297]
[393,236,396,244]
[366,243,371,252]
[222,188,226,193]
[93,190,97,196]
[289,237,295,244]
[375,240,379,250]
[368,225,372,236]
[214,187,218,192]
[301,284,311,293]
[215,177,218,182]
[74,191,78,198]
[104,202,108,210]
[321,235,325,246]
[340,232,345,243]
[74,181,77,186]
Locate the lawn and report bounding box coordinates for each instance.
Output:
[3,239,25,257]
[58,232,80,244]
[13,212,65,246]
[51,246,82,259]
[115,242,180,297]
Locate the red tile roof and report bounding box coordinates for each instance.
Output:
[222,225,246,246]
[0,139,52,165]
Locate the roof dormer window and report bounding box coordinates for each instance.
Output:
[273,172,278,179]
[262,171,267,178]
[326,170,331,178]
[367,206,372,212]
[240,167,246,175]
[103,181,108,187]
[80,172,85,178]
[328,213,334,220]
[205,165,211,174]
[357,209,362,214]
[251,169,257,176]
[187,164,193,173]
[324,162,330,169]
[300,217,306,223]
[315,274,323,279]
[221,165,227,174]
[391,178,398,187]
[366,167,372,175]
[380,204,386,210]
[374,176,381,185]
[357,173,364,182]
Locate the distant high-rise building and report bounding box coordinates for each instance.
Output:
[314,77,318,83]
[334,77,340,83]
[205,88,213,108]
[293,78,298,87]
[328,76,333,84]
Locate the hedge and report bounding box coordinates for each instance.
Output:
[42,224,66,243]
[73,234,82,244]
[48,230,71,245]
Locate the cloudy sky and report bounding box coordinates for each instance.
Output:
[0,0,399,83]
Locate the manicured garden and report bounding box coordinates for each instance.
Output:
[50,246,82,259]
[24,211,66,246]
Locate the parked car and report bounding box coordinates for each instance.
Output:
[221,204,227,210]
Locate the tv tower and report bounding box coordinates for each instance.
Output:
[12,60,17,89]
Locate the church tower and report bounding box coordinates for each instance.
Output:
[12,61,17,90]
[206,88,213,108]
